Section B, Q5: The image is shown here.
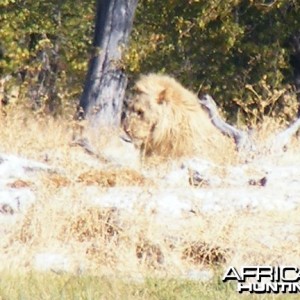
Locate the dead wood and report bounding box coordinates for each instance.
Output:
[199,94,300,154]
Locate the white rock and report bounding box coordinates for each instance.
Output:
[33,252,70,273]
[0,188,35,214]
[184,269,214,281]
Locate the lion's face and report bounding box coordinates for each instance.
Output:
[122,87,164,147]
[121,74,192,156]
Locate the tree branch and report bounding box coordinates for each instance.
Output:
[198,94,254,152]
[199,94,300,154]
[270,117,300,151]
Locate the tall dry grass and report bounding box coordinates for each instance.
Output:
[1,107,300,298]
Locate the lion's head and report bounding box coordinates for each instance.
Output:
[122,74,235,161]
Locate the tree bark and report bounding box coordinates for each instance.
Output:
[290,32,300,116]
[79,0,138,127]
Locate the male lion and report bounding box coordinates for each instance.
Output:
[122,73,235,162]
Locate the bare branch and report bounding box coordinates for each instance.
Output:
[70,137,109,163]
[199,94,300,154]
[270,117,300,151]
[199,94,254,152]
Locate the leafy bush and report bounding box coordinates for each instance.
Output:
[1,0,300,124]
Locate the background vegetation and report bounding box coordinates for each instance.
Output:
[1,0,300,125]
[2,2,300,298]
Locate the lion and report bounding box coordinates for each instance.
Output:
[122,73,236,162]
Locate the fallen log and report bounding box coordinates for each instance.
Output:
[198,94,254,152]
[269,117,300,151]
[198,94,300,154]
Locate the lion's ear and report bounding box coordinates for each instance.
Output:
[157,89,167,104]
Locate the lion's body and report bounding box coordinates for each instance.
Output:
[122,74,236,162]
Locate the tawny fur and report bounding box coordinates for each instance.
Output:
[122,73,236,162]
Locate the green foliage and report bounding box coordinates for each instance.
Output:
[0,0,300,124]
[128,0,300,124]
[0,0,94,113]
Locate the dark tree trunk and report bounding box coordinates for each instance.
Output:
[290,32,300,116]
[79,0,138,127]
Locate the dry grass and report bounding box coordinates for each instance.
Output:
[1,108,300,298]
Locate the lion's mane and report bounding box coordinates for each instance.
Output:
[122,74,235,162]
